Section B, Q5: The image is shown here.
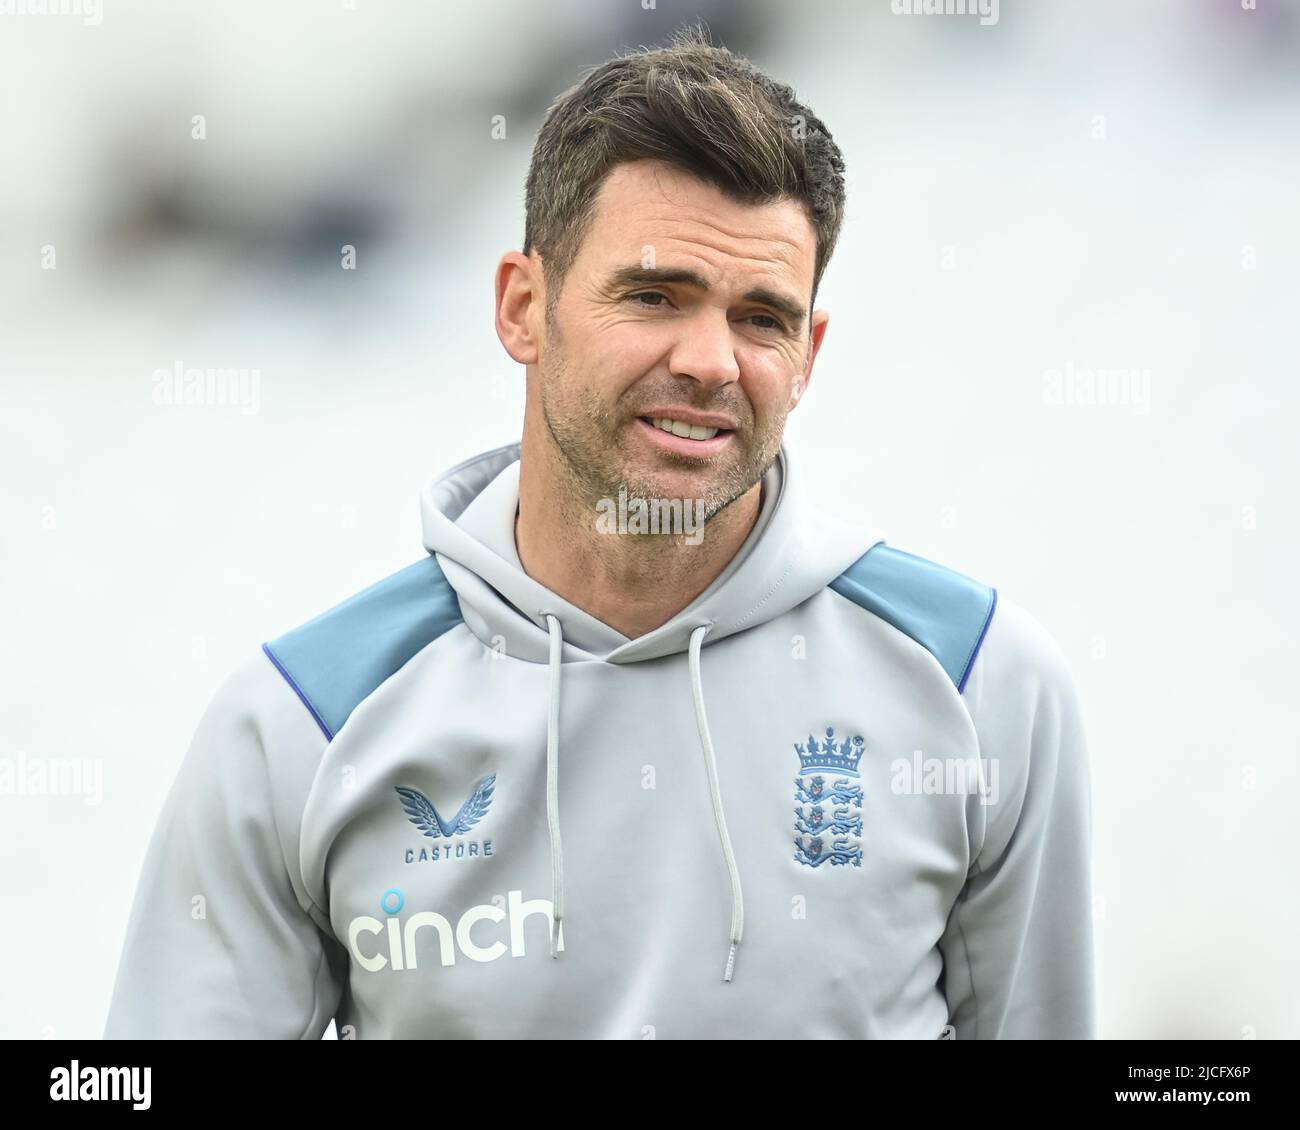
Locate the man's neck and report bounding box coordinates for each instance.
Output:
[514,444,762,640]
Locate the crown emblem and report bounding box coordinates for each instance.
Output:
[794,727,864,777]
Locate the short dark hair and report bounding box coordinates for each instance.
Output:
[523,23,846,316]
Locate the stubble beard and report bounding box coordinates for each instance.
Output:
[537,341,787,530]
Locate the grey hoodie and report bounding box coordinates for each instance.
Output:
[104,440,1096,1039]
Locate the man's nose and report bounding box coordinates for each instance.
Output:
[666,309,741,389]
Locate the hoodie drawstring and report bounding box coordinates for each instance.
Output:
[537,614,744,983]
[689,622,744,982]
[543,613,565,958]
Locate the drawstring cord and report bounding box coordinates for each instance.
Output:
[689,622,745,982]
[538,614,744,982]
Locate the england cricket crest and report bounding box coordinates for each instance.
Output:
[793,727,864,868]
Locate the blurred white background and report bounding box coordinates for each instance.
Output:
[2,0,1296,1039]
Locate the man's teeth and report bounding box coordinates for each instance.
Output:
[652,417,720,440]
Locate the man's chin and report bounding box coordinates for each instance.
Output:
[612,454,761,522]
[617,457,730,500]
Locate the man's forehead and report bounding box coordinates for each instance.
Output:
[585,160,816,284]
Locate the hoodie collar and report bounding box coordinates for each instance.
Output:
[419,439,882,664]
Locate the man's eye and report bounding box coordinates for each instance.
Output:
[629,291,667,307]
[747,313,784,332]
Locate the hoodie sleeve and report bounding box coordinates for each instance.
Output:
[937,595,1097,1039]
[104,652,346,1039]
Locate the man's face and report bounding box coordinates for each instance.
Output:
[532,158,827,519]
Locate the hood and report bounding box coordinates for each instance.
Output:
[418,439,885,981]
[421,439,881,663]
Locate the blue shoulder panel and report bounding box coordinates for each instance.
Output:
[262,554,463,740]
[829,544,997,693]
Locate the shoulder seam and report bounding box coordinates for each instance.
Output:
[262,642,334,741]
[262,554,463,741]
[956,587,998,694]
[828,544,996,693]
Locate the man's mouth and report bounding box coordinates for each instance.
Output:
[644,416,725,440]
[634,415,736,456]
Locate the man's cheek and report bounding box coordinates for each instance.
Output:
[597,351,648,399]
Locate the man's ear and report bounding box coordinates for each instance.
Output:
[495,251,545,365]
[790,309,829,410]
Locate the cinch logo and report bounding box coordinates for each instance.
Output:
[347,888,561,972]
[396,774,495,864]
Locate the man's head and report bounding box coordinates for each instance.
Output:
[497,25,846,521]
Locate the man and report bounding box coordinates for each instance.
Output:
[105,26,1095,1040]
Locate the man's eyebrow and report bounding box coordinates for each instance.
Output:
[604,265,807,330]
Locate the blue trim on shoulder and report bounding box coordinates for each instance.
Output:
[261,641,336,740]
[829,544,997,693]
[262,554,464,740]
[958,587,997,693]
